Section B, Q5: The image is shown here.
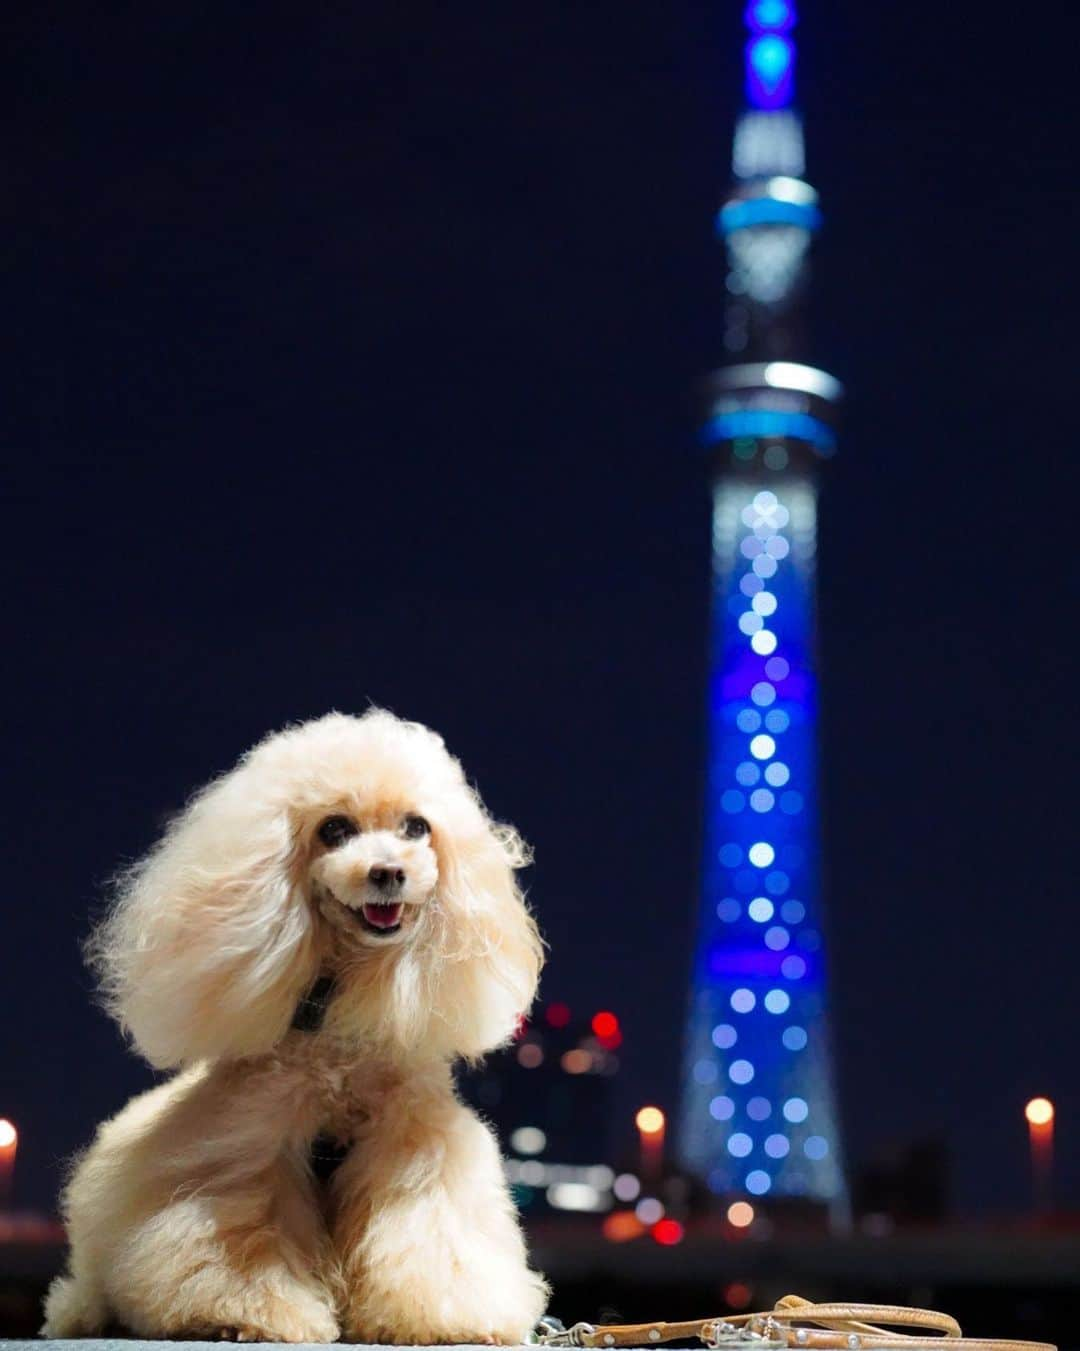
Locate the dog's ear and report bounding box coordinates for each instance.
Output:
[87,758,319,1069]
[425,805,544,1060]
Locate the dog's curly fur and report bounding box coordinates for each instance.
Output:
[43,710,549,1344]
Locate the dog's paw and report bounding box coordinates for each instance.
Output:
[183,1295,339,1344]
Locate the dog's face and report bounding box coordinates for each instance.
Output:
[308,801,440,945]
[91,709,542,1067]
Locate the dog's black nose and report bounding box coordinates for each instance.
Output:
[369,866,405,894]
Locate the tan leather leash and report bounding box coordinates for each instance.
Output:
[534,1292,1056,1351]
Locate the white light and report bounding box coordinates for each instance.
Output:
[635,1196,665,1224]
[731,988,756,1013]
[750,734,776,759]
[751,629,778,654]
[765,535,790,560]
[764,177,818,207]
[710,1094,736,1120]
[729,1059,755,1085]
[547,1182,607,1212]
[745,1169,772,1195]
[764,761,789,786]
[783,1097,809,1123]
[728,1132,754,1158]
[764,988,790,1014]
[765,925,791,951]
[752,592,778,617]
[751,680,776,705]
[783,1025,808,1050]
[712,1023,738,1049]
[762,360,842,401]
[748,897,774,923]
[613,1172,641,1202]
[748,841,775,867]
[753,555,778,579]
[510,1126,547,1155]
[732,110,805,179]
[588,1165,615,1188]
[749,788,775,813]
[739,611,764,635]
[764,1134,790,1159]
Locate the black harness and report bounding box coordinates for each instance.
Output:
[291,974,352,1181]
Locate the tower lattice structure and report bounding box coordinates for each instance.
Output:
[677,0,846,1211]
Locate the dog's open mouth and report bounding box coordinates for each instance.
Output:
[356,902,404,935]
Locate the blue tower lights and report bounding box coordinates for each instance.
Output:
[678,0,846,1211]
[744,0,797,109]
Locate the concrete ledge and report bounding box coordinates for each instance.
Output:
[12,1344,531,1350]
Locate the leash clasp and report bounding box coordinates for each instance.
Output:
[534,1319,598,1347]
[701,1318,787,1349]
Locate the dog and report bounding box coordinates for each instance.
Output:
[43,710,549,1343]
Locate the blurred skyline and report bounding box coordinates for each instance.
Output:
[4,2,1079,1217]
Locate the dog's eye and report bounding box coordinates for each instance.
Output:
[401,814,431,840]
[317,815,359,848]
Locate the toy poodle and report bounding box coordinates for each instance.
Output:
[43,710,549,1344]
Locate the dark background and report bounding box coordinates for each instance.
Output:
[4,1,1079,1221]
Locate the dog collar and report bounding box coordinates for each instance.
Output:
[290,974,337,1033]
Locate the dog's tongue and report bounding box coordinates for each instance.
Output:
[362,902,403,929]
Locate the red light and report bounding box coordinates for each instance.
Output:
[652,1218,684,1246]
[724,1282,753,1310]
[592,1011,619,1038]
[546,1002,571,1028]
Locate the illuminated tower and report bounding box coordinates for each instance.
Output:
[677,0,846,1211]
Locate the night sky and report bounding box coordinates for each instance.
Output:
[4,3,1079,1219]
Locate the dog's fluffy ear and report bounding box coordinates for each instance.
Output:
[425,805,544,1060]
[87,759,319,1069]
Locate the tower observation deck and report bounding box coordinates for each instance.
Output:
[677,0,847,1213]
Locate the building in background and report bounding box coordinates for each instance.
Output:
[677,0,846,1214]
[460,1005,622,1217]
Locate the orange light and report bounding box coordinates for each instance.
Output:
[602,1210,645,1243]
[0,1120,15,1150]
[635,1106,665,1136]
[561,1049,592,1074]
[517,1043,544,1069]
[726,1201,755,1229]
[1025,1097,1054,1126]
[592,1011,619,1038]
[652,1218,684,1246]
[724,1282,753,1310]
[546,1002,571,1028]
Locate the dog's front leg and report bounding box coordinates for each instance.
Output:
[331,1067,548,1345]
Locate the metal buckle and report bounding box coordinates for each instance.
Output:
[701,1318,787,1349]
[534,1320,598,1347]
